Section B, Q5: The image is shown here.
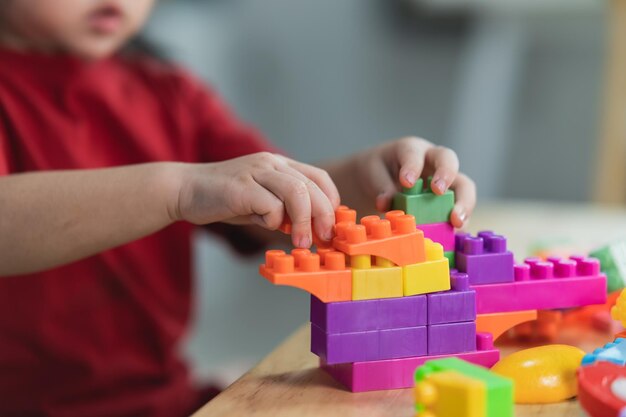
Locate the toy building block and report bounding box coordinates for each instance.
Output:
[259,249,351,302]
[578,361,626,417]
[415,357,514,417]
[417,222,455,251]
[415,370,486,417]
[321,332,499,392]
[403,239,451,296]
[392,178,454,225]
[456,231,514,285]
[333,211,425,267]
[427,272,476,325]
[428,321,476,355]
[351,255,403,300]
[612,288,626,328]
[582,338,626,366]
[311,323,427,364]
[445,250,455,268]
[310,294,427,334]
[590,241,626,292]
[475,310,537,341]
[473,256,607,314]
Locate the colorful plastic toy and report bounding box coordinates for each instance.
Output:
[456,231,514,285]
[414,357,513,417]
[612,288,626,328]
[491,344,585,404]
[578,361,626,417]
[582,338,626,366]
[417,221,455,251]
[475,310,537,341]
[590,240,626,292]
[403,239,451,296]
[392,177,454,225]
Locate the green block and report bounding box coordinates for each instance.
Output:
[444,251,455,269]
[590,241,626,293]
[415,357,513,417]
[392,178,454,224]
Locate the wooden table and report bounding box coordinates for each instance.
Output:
[194,201,626,417]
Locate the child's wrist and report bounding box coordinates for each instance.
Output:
[153,162,189,223]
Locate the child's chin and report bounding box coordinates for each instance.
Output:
[68,37,126,61]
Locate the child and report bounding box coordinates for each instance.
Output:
[0,1,476,416]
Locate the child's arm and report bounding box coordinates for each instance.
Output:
[323,137,476,228]
[0,154,339,276]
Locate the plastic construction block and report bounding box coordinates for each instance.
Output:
[578,361,626,417]
[321,333,499,392]
[582,338,626,366]
[310,294,427,334]
[414,370,486,417]
[392,178,454,225]
[259,249,351,302]
[351,258,403,301]
[311,323,426,364]
[427,272,476,325]
[456,231,514,285]
[445,250,455,269]
[428,321,476,355]
[403,239,451,296]
[332,210,425,267]
[590,241,626,292]
[415,357,514,417]
[476,310,537,341]
[417,222,455,251]
[473,256,607,314]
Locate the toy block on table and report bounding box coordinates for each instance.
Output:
[310,294,427,334]
[578,361,626,417]
[392,178,454,225]
[590,240,626,292]
[351,255,403,300]
[403,239,451,296]
[473,256,607,314]
[456,231,514,285]
[415,357,514,417]
[444,250,455,268]
[259,249,351,302]
[427,272,476,325]
[428,321,476,355]
[475,310,537,341]
[581,338,626,366]
[311,323,427,364]
[321,332,499,392]
[333,210,425,266]
[417,221,455,251]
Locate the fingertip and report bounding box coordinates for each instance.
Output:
[450,205,468,229]
[376,192,392,213]
[399,169,417,189]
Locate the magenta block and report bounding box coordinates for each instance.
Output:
[417,222,455,251]
[456,231,514,285]
[311,324,427,364]
[310,294,426,334]
[473,256,607,314]
[427,272,476,325]
[428,321,476,355]
[321,343,500,392]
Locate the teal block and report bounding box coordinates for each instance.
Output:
[444,251,455,269]
[590,241,626,293]
[392,178,454,225]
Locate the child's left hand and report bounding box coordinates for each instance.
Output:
[327,137,476,228]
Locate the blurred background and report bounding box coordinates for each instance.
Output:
[142,0,611,387]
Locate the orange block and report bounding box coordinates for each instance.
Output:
[332,210,425,267]
[278,206,358,249]
[259,249,351,302]
[476,310,538,341]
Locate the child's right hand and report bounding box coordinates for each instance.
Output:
[176,152,340,248]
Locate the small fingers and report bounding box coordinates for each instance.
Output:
[449,173,476,228]
[425,146,460,195]
[395,137,433,189]
[286,159,341,209]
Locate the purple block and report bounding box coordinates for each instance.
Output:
[379,326,427,359]
[311,324,428,364]
[310,294,426,334]
[455,231,514,285]
[416,222,455,251]
[427,272,476,324]
[427,321,476,355]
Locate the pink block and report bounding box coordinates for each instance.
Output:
[321,348,500,392]
[416,222,454,251]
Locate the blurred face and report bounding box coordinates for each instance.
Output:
[0,0,156,60]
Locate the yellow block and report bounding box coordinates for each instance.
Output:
[403,240,450,296]
[352,265,403,300]
[415,370,486,417]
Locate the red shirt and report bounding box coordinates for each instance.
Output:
[0,48,274,417]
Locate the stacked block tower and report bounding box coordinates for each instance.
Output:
[259,178,608,392]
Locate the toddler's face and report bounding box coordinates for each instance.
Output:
[0,0,156,60]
